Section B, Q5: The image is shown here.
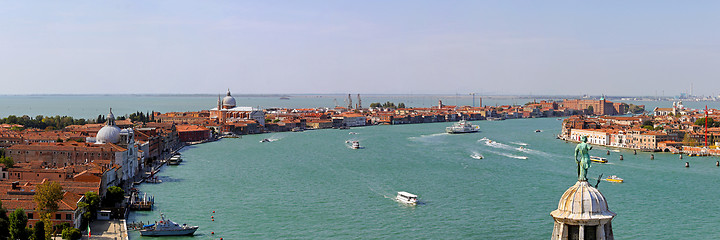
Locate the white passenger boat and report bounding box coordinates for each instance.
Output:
[395,192,418,205]
[445,120,479,134]
[140,213,199,236]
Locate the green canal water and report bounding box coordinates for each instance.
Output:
[129,118,720,239]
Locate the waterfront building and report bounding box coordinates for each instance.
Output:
[176,125,211,142]
[562,98,625,116]
[209,89,266,128]
[570,129,611,145]
[550,181,616,239]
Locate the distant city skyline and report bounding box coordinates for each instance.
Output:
[1,1,719,96]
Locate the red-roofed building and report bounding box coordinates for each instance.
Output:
[176,125,211,142]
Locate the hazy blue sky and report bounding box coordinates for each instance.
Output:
[1,1,718,96]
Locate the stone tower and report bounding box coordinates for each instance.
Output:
[550,180,616,240]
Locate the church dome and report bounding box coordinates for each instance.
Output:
[550,181,615,224]
[222,89,236,108]
[96,108,121,144]
[96,125,121,144]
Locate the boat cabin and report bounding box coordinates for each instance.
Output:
[396,191,418,205]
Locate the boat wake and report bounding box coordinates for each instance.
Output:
[470,151,484,160]
[481,149,528,159]
[408,133,447,143]
[510,141,528,146]
[267,133,286,142]
[480,138,515,151]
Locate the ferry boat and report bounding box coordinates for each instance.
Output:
[604,175,624,183]
[395,191,418,205]
[140,213,198,236]
[590,156,608,163]
[445,120,479,134]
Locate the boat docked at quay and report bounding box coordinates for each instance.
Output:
[445,120,479,134]
[139,213,199,236]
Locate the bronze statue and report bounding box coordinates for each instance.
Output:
[574,136,592,181]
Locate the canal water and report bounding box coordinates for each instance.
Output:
[128,117,720,239]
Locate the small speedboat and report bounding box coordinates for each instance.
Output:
[590,156,608,163]
[535,129,542,133]
[604,175,624,183]
[260,139,270,143]
[395,191,418,205]
[471,153,484,159]
[349,132,358,135]
[350,141,361,149]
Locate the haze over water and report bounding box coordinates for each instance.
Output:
[2,94,719,119]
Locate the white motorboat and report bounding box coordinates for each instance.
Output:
[395,191,418,205]
[445,120,479,134]
[140,213,198,236]
[168,156,180,165]
[350,141,362,149]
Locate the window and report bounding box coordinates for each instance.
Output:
[66,214,72,220]
[55,214,61,220]
[27,213,32,219]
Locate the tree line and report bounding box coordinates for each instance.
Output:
[369,102,406,109]
[0,110,157,131]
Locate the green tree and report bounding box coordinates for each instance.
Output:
[33,221,44,240]
[586,105,594,114]
[80,191,100,223]
[9,208,28,240]
[33,181,63,240]
[105,186,124,207]
[0,201,10,239]
[369,103,381,108]
[694,117,719,127]
[0,156,13,168]
[398,103,406,108]
[61,227,81,240]
[381,102,396,109]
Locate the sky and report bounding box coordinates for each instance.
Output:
[1,1,719,96]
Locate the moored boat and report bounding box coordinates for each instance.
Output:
[445,120,479,134]
[395,191,418,205]
[139,213,198,236]
[168,156,180,165]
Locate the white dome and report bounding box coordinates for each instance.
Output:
[96,125,121,144]
[550,181,615,224]
[222,89,236,108]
